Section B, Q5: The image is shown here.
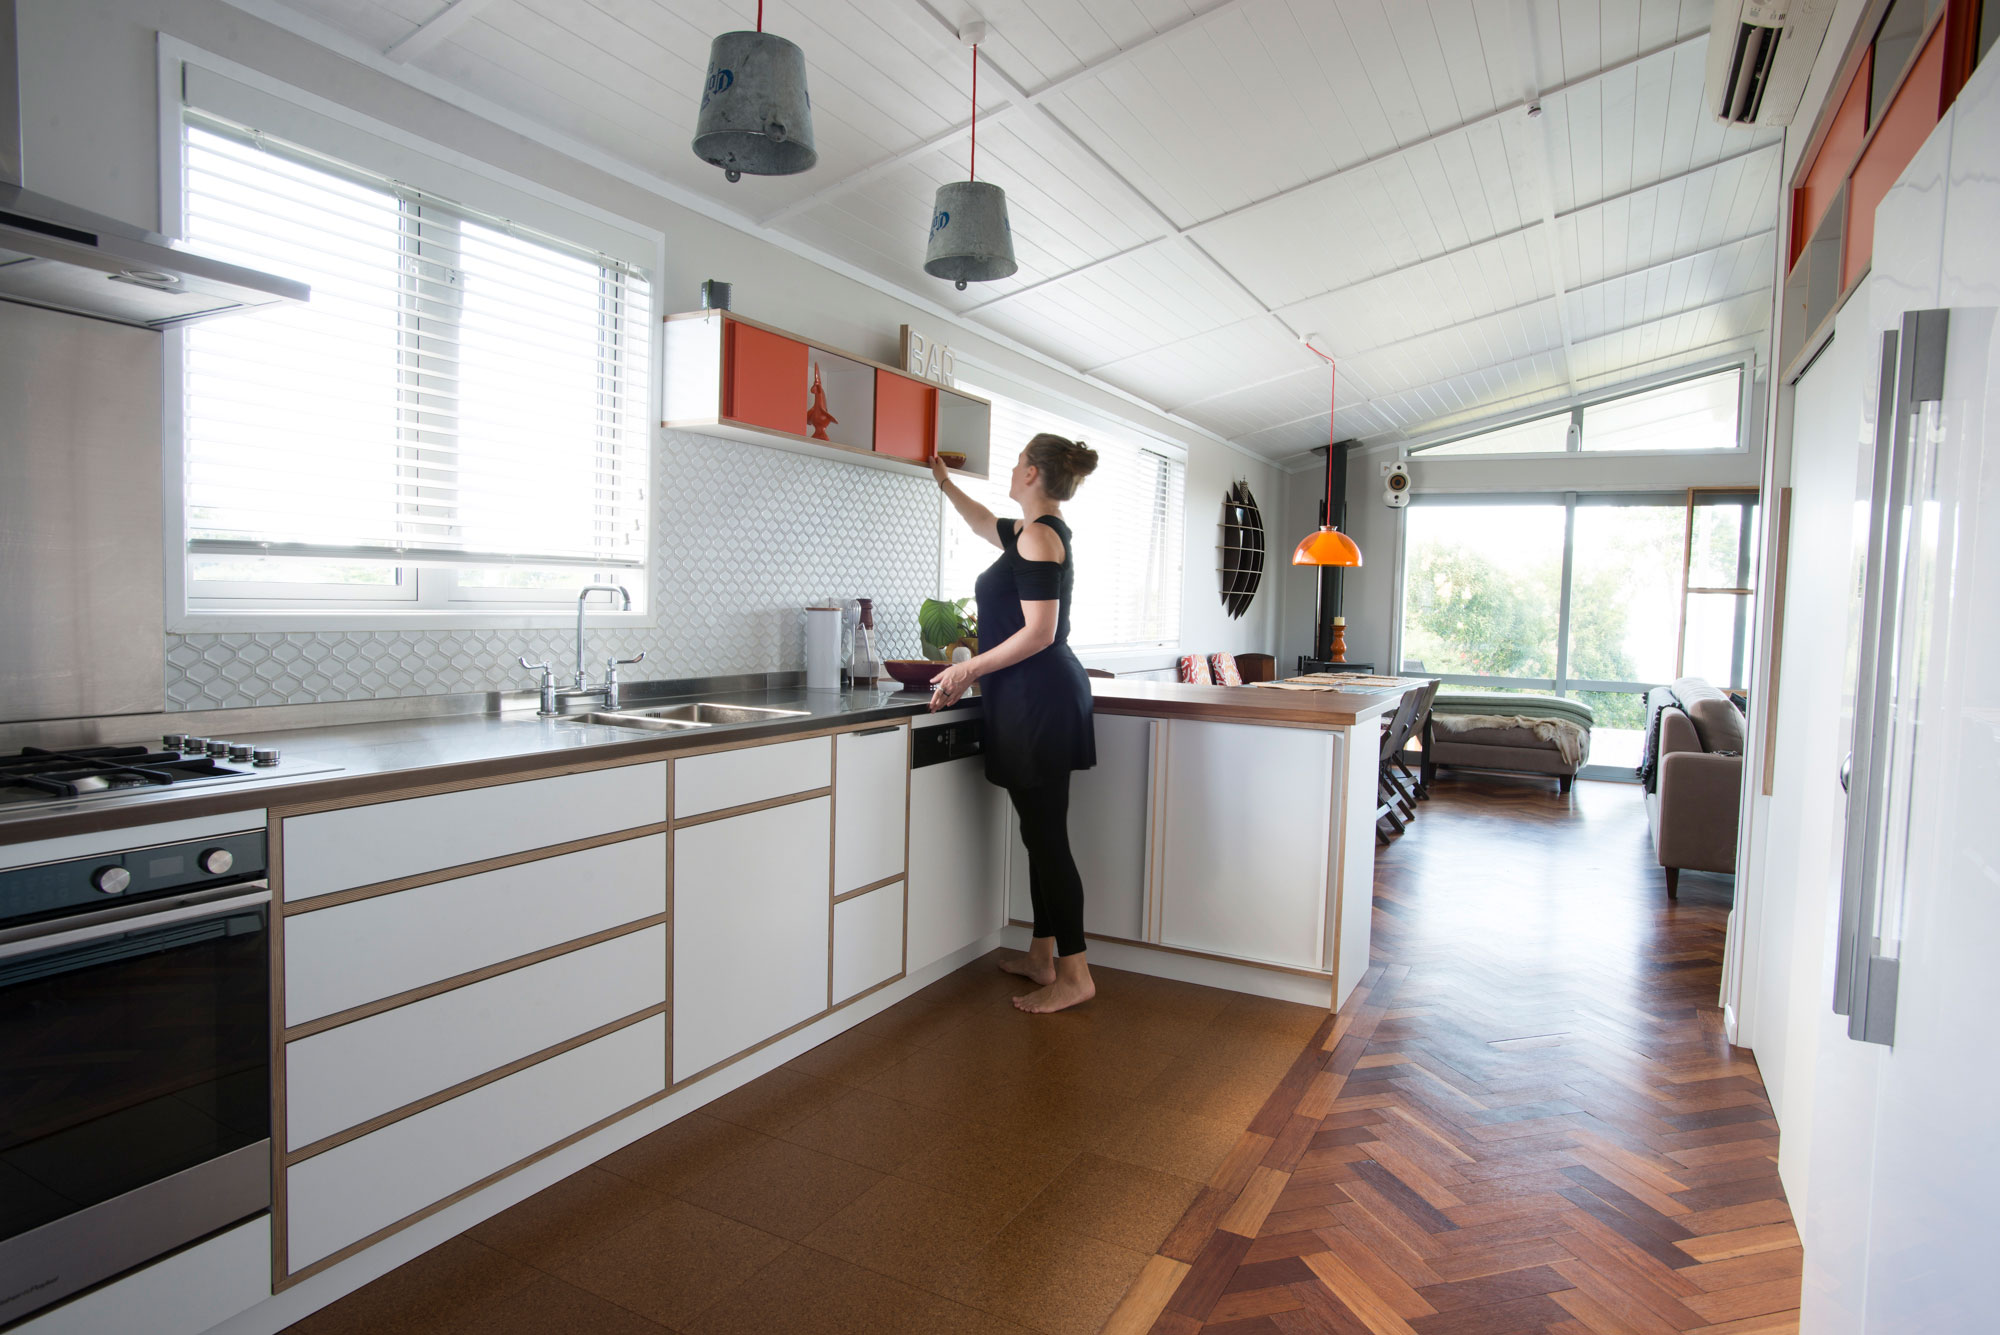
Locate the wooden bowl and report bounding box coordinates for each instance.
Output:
[935,451,968,470]
[883,659,947,691]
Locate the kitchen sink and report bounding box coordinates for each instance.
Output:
[583,701,811,730]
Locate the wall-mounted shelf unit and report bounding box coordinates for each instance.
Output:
[662,311,993,479]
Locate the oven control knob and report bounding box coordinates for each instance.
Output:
[92,865,132,895]
[198,848,235,876]
[227,744,255,763]
[163,733,188,751]
[252,748,281,767]
[183,737,211,754]
[206,740,232,757]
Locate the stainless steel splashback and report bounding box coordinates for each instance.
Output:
[0,301,165,722]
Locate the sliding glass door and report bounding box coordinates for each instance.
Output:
[1400,492,1757,780]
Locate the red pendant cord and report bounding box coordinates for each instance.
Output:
[1303,339,1337,522]
[756,1,763,31]
[970,45,979,181]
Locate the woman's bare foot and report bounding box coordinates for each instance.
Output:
[1013,955,1094,1013]
[999,944,1057,987]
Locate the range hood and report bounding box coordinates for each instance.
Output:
[0,2,308,328]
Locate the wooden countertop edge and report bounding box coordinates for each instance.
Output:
[1089,682,1402,728]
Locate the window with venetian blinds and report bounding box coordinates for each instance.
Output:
[942,383,1186,653]
[178,115,651,600]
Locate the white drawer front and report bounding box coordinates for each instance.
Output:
[285,1014,666,1273]
[673,735,830,819]
[285,925,666,1151]
[833,880,904,1004]
[282,762,666,902]
[284,833,666,1025]
[833,726,908,894]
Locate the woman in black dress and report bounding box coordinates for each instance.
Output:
[930,433,1099,1014]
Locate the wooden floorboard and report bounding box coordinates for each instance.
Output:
[1123,777,1802,1335]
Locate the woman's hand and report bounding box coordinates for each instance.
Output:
[930,658,980,710]
[929,456,952,487]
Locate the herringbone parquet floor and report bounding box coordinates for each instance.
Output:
[1107,777,1801,1335]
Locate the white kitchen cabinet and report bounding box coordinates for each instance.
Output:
[908,734,1005,972]
[1155,721,1335,970]
[284,1015,666,1274]
[832,880,904,1004]
[282,762,667,902]
[1006,712,1154,941]
[673,735,830,819]
[283,833,667,1026]
[833,724,908,893]
[672,796,831,1082]
[285,925,666,1150]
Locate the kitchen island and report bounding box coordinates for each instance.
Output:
[1006,679,1402,1012]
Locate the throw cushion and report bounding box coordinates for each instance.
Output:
[1672,677,1745,753]
[1209,653,1243,686]
[1178,654,1212,685]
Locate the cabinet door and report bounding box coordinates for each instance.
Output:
[832,880,903,1003]
[1156,721,1334,970]
[1005,712,1153,941]
[908,757,1004,971]
[725,320,808,434]
[672,797,830,1082]
[874,370,935,461]
[833,725,907,894]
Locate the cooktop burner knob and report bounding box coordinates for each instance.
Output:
[227,744,254,763]
[163,733,188,751]
[206,740,231,757]
[252,748,281,767]
[183,737,211,754]
[198,848,235,876]
[92,865,132,895]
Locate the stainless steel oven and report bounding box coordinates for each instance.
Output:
[0,830,271,1327]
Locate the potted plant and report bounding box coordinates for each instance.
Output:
[919,597,978,661]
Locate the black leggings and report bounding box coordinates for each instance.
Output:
[1009,773,1087,957]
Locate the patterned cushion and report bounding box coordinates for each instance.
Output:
[1209,653,1243,686]
[1178,654,1213,685]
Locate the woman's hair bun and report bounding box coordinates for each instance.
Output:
[1023,432,1099,500]
[1066,440,1099,476]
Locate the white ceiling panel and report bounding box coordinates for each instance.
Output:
[264,0,1779,454]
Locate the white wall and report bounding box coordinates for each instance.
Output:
[12,0,1279,708]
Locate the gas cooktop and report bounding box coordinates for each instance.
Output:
[0,740,340,811]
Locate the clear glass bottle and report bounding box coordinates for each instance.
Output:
[850,597,880,687]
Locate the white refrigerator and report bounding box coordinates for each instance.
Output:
[1787,48,2000,1334]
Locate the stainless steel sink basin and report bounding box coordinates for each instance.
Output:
[584,701,811,731]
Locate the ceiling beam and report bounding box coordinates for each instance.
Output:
[1234,290,1770,442]
[383,0,496,64]
[757,0,1255,227]
[962,28,1718,314]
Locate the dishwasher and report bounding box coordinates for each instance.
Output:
[907,709,1007,974]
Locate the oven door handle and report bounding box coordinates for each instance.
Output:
[0,882,272,960]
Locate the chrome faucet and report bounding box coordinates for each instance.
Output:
[519,584,644,716]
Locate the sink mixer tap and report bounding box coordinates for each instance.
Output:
[519,585,643,716]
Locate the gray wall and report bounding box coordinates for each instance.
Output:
[10,0,1281,715]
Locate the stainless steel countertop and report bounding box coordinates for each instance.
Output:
[0,684,959,844]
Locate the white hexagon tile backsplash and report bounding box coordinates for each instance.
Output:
[164,431,946,711]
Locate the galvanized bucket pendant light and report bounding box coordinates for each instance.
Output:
[925,24,1017,290]
[693,1,817,182]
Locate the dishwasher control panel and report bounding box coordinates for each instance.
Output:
[912,718,984,767]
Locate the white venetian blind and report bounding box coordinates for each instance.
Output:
[179,116,651,570]
[943,383,1186,651]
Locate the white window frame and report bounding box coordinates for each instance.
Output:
[1403,357,1756,464]
[158,40,664,633]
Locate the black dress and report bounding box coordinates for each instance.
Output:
[975,515,1096,790]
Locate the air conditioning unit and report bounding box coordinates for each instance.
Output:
[1706,0,1837,126]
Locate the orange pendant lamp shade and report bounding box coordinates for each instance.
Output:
[1293,337,1362,568]
[1292,525,1362,566]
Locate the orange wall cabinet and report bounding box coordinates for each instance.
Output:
[664,310,991,479]
[873,370,935,462]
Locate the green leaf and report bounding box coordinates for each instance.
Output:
[919,597,974,658]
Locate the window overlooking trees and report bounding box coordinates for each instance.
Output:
[1401,492,1755,777]
[1411,368,1743,458]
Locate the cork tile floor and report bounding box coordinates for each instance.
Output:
[282,955,1330,1335]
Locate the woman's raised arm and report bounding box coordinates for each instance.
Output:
[932,456,1001,548]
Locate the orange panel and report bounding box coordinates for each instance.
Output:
[873,370,935,462]
[724,320,809,434]
[1792,48,1871,269]
[1845,24,1947,289]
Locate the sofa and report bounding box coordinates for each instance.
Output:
[1422,692,1594,794]
[1644,678,1744,897]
